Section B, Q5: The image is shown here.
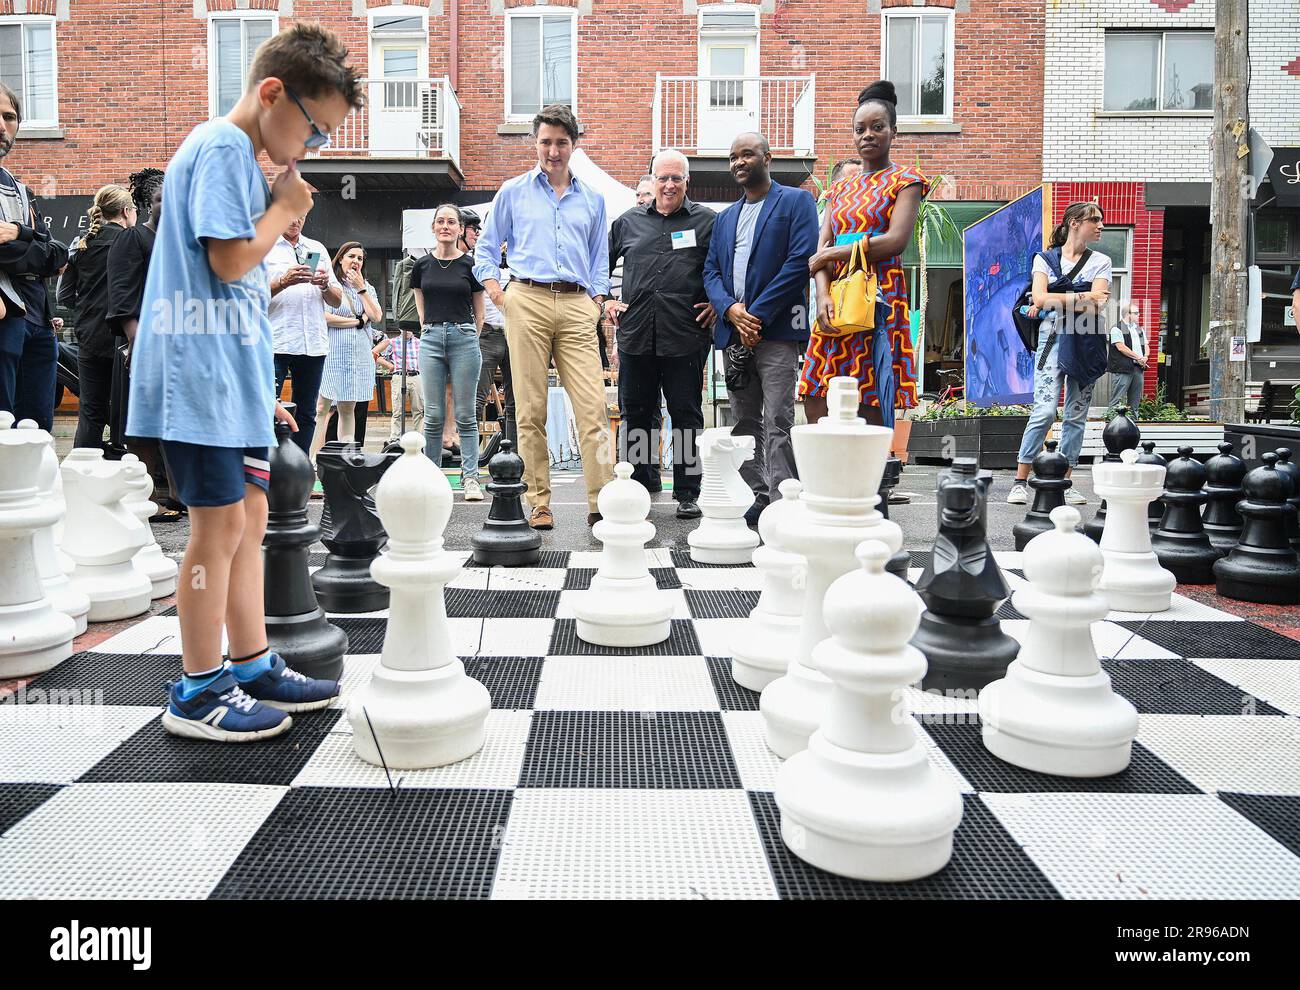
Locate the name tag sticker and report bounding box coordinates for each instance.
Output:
[671,230,697,250]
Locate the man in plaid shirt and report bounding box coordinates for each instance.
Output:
[373,329,423,440]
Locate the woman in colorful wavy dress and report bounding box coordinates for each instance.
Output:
[805,79,927,429]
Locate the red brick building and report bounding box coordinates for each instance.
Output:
[5,0,1046,353]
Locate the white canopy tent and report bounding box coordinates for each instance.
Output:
[400,148,640,253]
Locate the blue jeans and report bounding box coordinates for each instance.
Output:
[1016,333,1095,467]
[274,353,325,456]
[0,316,57,431]
[420,322,483,476]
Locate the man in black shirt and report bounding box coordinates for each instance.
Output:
[0,84,68,430]
[606,150,716,517]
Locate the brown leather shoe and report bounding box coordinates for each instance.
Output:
[529,505,554,530]
[587,511,602,526]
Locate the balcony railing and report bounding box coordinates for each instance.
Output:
[653,74,816,157]
[314,76,460,166]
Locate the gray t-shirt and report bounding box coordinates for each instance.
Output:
[732,198,765,304]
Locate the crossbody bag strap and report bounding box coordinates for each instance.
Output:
[1037,330,1058,371]
[1062,248,1092,284]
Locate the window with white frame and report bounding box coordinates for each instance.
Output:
[1103,31,1213,112]
[370,6,428,110]
[1097,227,1132,323]
[505,7,576,120]
[882,9,952,120]
[0,16,57,128]
[698,5,759,109]
[210,14,276,118]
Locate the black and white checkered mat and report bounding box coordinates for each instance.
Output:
[2,548,1298,899]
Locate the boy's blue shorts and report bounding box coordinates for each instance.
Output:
[160,441,271,507]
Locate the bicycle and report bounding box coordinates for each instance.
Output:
[924,367,965,412]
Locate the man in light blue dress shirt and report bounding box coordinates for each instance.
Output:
[474,103,613,529]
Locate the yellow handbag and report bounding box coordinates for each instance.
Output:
[823,237,877,337]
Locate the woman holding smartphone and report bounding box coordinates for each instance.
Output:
[314,240,383,458]
[409,204,485,500]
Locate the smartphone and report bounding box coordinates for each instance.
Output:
[302,250,321,272]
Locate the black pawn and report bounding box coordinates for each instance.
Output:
[1200,441,1246,553]
[1214,452,1300,604]
[1150,446,1222,584]
[877,455,911,583]
[1013,440,1072,551]
[1085,407,1140,542]
[312,441,399,612]
[1271,448,1300,554]
[913,458,1018,693]
[263,410,349,680]
[472,440,542,566]
[1137,441,1167,529]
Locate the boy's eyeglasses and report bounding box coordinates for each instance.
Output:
[284,85,330,149]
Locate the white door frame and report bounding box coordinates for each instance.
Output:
[696,7,760,154]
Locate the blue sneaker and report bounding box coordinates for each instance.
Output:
[162,672,292,742]
[235,653,340,713]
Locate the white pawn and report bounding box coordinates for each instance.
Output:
[732,478,806,691]
[348,433,490,768]
[688,427,760,564]
[60,449,152,622]
[1095,447,1175,613]
[762,377,901,759]
[120,453,179,599]
[0,412,76,678]
[16,419,89,635]
[573,461,674,647]
[776,541,962,881]
[980,505,1139,777]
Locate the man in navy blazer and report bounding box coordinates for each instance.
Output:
[704,131,819,522]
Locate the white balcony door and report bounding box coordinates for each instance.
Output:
[369,45,423,153]
[697,39,758,154]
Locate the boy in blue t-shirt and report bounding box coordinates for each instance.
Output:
[127,23,361,741]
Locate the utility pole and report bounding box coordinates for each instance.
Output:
[1208,0,1249,425]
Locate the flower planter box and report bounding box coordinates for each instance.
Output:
[1054,420,1225,461]
[1224,422,1300,470]
[907,415,1028,469]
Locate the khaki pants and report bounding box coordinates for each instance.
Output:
[505,281,613,511]
[388,374,425,439]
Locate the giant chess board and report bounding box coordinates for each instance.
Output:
[2,548,1299,900]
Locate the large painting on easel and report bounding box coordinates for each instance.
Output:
[961,184,1052,406]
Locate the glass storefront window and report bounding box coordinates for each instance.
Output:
[1249,268,1300,380]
